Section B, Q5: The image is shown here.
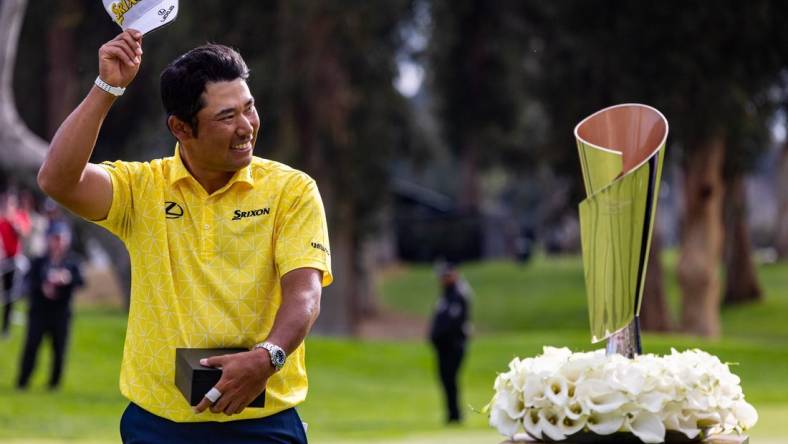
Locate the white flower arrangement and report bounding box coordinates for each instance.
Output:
[488,347,757,443]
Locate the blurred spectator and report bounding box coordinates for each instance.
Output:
[19,191,47,258]
[515,226,536,263]
[17,222,83,390]
[1,192,26,338]
[428,261,472,424]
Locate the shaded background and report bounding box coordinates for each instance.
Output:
[1,0,788,442]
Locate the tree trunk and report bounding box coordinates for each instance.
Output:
[315,206,356,336]
[640,229,672,331]
[677,136,725,337]
[0,0,47,178]
[776,142,788,260]
[458,140,481,212]
[722,174,762,304]
[46,0,81,139]
[280,5,359,335]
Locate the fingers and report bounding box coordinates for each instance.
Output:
[193,353,258,416]
[101,30,142,66]
[210,388,232,414]
[212,390,248,416]
[194,396,212,413]
[200,355,227,368]
[196,384,226,414]
[105,42,138,66]
[118,30,143,57]
[194,392,247,416]
[226,398,246,416]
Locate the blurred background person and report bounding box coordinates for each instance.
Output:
[428,261,472,424]
[19,190,47,259]
[16,221,83,390]
[1,191,29,338]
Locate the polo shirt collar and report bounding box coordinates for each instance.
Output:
[169,143,255,190]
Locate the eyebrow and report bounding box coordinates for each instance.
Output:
[214,98,255,119]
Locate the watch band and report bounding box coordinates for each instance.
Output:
[253,341,287,371]
[94,76,126,97]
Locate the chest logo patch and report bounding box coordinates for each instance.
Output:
[232,207,270,221]
[165,201,184,219]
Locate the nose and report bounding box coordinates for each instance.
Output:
[237,114,254,137]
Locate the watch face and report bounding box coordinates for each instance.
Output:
[273,349,286,367]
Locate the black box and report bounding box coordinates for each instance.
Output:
[175,348,265,407]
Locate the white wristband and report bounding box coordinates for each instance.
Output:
[94,76,125,97]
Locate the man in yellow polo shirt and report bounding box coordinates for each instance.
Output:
[38,29,331,443]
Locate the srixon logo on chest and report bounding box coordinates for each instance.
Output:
[232,207,270,221]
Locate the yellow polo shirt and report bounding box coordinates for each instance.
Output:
[93,145,332,422]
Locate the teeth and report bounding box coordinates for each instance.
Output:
[231,141,251,150]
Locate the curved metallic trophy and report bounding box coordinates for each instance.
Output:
[574,104,668,357]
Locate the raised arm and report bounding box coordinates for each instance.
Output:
[37,30,143,221]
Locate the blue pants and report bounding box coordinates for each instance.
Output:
[120,403,307,444]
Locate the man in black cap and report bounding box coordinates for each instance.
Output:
[17,222,83,390]
[429,262,472,424]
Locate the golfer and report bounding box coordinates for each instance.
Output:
[38,29,332,443]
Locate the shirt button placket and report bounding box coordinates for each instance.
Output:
[203,202,217,258]
[200,206,211,258]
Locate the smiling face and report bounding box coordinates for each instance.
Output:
[176,79,260,191]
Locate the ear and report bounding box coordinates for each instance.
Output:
[167,115,195,141]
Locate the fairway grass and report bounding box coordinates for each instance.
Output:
[1,255,787,442]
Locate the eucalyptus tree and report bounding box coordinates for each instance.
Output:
[0,0,46,182]
[273,0,416,334]
[428,0,531,212]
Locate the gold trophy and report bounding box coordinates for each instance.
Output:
[574,104,668,357]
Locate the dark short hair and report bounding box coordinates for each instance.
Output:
[160,44,250,136]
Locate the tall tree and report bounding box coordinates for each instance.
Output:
[777,139,788,260]
[275,0,414,335]
[0,0,46,180]
[429,0,529,212]
[640,231,672,332]
[668,3,785,334]
[721,112,769,305]
[45,0,82,138]
[722,175,762,304]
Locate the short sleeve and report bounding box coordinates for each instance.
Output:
[91,160,137,241]
[274,178,333,287]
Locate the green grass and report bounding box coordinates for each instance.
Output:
[1,254,787,443]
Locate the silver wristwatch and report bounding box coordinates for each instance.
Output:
[94,76,126,96]
[253,341,287,371]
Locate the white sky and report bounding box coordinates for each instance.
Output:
[395,61,425,97]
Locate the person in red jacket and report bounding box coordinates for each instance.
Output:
[1,192,23,338]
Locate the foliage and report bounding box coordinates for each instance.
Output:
[428,0,531,165]
[529,1,788,179]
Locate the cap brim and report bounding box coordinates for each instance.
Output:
[105,0,179,35]
[124,0,178,35]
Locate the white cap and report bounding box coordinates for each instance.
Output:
[102,0,179,35]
